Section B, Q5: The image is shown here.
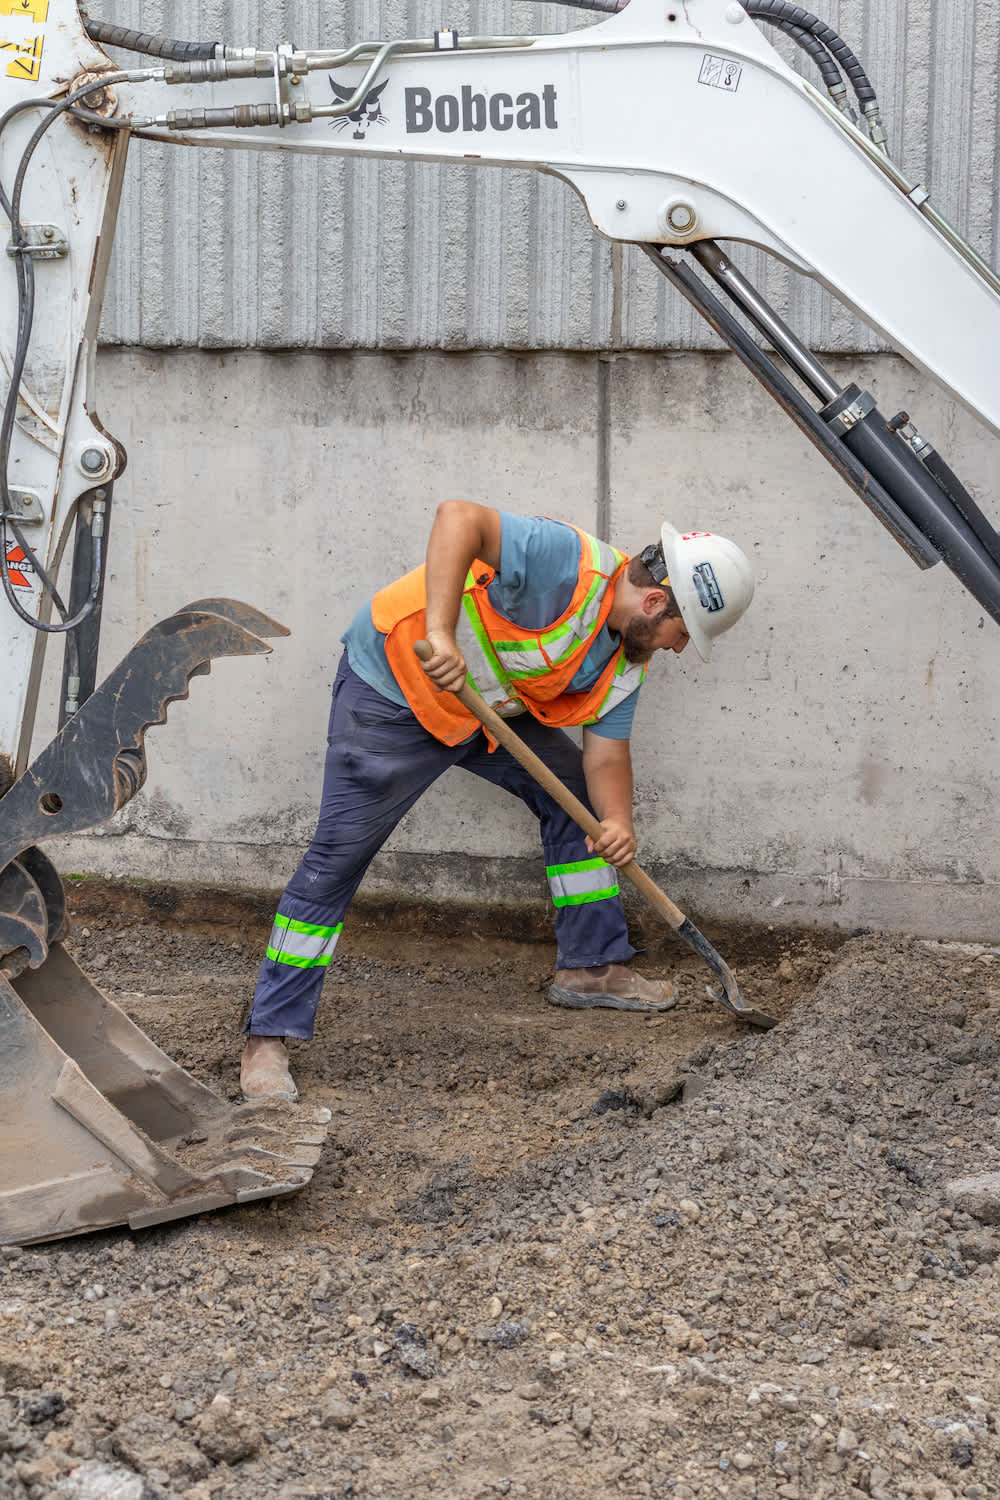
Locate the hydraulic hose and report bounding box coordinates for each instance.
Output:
[741,1,877,107]
[0,73,151,632]
[766,17,850,109]
[920,449,1000,566]
[80,15,219,62]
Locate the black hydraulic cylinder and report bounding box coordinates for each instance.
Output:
[821,386,1000,624]
[646,249,940,569]
[921,446,1000,564]
[58,483,112,728]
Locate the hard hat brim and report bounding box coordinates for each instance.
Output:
[660,522,713,662]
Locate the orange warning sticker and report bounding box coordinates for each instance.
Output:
[4,544,34,589]
[0,1,49,23]
[1,34,44,80]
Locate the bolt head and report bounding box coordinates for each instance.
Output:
[616,199,628,211]
[80,447,107,475]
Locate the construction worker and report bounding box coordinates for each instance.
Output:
[241,501,754,1100]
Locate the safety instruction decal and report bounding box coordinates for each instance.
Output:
[1,34,42,79]
[4,542,35,590]
[0,0,49,18]
[698,54,742,93]
[1,0,47,82]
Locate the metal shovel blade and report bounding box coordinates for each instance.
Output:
[676,918,778,1030]
[0,944,331,1246]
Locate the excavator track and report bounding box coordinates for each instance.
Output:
[0,600,330,1247]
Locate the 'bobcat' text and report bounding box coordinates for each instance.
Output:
[404,84,558,134]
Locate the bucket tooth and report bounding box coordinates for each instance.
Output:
[0,601,278,876]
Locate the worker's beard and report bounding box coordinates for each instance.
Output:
[622,607,671,664]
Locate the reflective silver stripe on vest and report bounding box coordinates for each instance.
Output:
[266,914,343,969]
[569,536,624,643]
[491,642,550,677]
[456,584,527,715]
[546,857,620,908]
[584,657,647,724]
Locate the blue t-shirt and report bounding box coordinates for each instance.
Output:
[341,512,639,739]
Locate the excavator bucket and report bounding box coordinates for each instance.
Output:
[0,945,329,1244]
[0,601,331,1246]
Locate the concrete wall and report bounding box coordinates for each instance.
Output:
[45,345,1000,940]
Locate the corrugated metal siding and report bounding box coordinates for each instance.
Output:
[95,0,999,351]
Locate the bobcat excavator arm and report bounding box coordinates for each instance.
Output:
[2,0,999,1243]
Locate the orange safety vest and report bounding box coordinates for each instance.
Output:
[370,524,646,745]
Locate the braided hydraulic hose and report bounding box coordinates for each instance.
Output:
[743,2,888,148]
[765,16,853,116]
[80,14,219,62]
[741,1,876,103]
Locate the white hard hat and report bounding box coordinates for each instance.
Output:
[659,523,755,662]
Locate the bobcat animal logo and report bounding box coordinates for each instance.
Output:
[328,78,389,140]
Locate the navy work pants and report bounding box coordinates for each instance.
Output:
[250,654,637,1038]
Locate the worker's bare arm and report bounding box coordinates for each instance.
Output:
[422,501,503,693]
[581,731,637,867]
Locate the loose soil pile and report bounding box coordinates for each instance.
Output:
[3,903,1000,1500]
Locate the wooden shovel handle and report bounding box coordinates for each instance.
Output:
[412,640,686,933]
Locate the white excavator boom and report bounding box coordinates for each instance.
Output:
[3,0,1000,771]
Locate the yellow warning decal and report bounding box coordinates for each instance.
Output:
[0,0,49,22]
[1,34,44,80]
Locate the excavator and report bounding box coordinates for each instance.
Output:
[3,0,1000,1247]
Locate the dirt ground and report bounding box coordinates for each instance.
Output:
[3,888,1000,1500]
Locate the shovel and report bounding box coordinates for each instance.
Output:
[415,642,777,1030]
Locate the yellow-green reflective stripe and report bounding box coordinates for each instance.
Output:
[592,536,625,575]
[551,885,620,909]
[273,914,341,938]
[458,594,520,711]
[546,858,619,908]
[463,593,506,680]
[266,916,343,968]
[574,575,606,634]
[266,947,336,969]
[546,857,607,877]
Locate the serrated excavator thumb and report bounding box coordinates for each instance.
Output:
[0,600,330,1246]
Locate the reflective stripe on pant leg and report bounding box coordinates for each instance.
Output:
[547,857,620,908]
[265,913,343,969]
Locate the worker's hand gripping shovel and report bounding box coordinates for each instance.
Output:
[415,642,777,1030]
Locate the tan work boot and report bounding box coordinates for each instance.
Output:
[240,1035,298,1102]
[548,963,677,1013]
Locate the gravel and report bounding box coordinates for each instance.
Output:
[2,914,1000,1498]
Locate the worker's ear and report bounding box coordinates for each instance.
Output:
[640,587,669,617]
